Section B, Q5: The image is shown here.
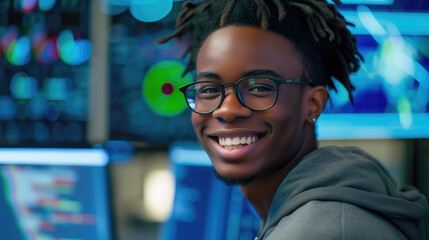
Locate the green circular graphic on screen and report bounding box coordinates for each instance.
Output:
[143,60,193,117]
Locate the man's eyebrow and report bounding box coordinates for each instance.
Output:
[195,72,221,81]
[195,69,283,81]
[242,69,283,79]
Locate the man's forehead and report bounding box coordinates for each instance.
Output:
[196,25,304,80]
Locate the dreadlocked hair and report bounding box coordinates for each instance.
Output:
[157,0,363,103]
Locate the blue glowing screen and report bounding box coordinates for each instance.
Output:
[161,143,260,240]
[0,148,112,240]
[318,5,429,139]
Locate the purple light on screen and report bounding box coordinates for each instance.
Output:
[162,83,174,95]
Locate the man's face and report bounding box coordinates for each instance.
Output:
[193,26,307,184]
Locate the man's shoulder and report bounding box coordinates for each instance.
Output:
[264,200,406,240]
[264,201,341,239]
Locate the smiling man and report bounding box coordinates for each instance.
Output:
[158,0,427,239]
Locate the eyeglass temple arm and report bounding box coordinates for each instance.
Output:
[278,78,312,84]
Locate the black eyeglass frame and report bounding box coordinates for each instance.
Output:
[179,76,312,114]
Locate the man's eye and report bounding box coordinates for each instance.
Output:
[199,86,221,94]
[248,86,275,92]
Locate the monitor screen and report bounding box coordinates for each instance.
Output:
[318,4,429,139]
[161,142,261,240]
[0,148,113,240]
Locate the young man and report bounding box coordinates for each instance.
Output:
[158,0,427,239]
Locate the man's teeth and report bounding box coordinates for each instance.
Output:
[218,136,259,147]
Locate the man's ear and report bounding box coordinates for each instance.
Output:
[303,86,327,124]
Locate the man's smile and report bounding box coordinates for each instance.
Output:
[217,135,259,150]
[204,129,267,160]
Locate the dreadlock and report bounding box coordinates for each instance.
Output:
[157,0,363,103]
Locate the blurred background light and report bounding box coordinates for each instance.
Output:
[107,0,130,6]
[60,0,79,9]
[142,60,193,117]
[346,9,429,36]
[0,0,91,147]
[45,102,61,122]
[0,96,17,120]
[398,95,413,129]
[378,39,410,101]
[33,122,49,142]
[2,27,18,49]
[38,0,56,11]
[355,5,429,117]
[0,0,10,13]
[6,36,31,66]
[6,122,20,144]
[43,78,73,101]
[15,102,27,120]
[317,113,429,139]
[143,169,175,222]
[57,30,92,65]
[28,96,47,120]
[62,92,87,121]
[20,0,38,13]
[130,0,173,22]
[31,27,47,50]
[325,77,350,109]
[357,5,387,38]
[30,26,60,64]
[64,122,84,142]
[52,122,66,142]
[10,72,38,100]
[104,140,135,163]
[99,0,129,15]
[330,0,394,4]
[37,39,59,64]
[99,0,175,21]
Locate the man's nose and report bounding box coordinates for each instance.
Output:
[211,87,252,122]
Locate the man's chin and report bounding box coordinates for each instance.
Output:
[212,168,255,186]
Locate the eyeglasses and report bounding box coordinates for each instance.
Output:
[179,76,312,114]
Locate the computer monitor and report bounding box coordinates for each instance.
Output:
[161,142,261,240]
[0,148,113,240]
[317,4,429,139]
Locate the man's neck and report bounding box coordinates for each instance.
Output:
[239,129,317,221]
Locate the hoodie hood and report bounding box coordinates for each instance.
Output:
[258,146,428,239]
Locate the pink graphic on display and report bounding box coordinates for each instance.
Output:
[162,83,174,95]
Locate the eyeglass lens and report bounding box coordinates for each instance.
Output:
[184,78,278,113]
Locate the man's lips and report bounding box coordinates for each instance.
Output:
[206,129,266,153]
[206,129,266,138]
[217,135,259,150]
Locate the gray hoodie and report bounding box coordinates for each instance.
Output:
[256,146,428,240]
